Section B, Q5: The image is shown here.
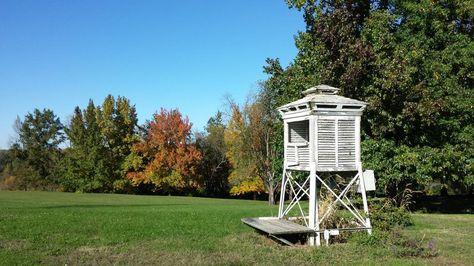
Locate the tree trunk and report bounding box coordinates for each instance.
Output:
[268,185,275,205]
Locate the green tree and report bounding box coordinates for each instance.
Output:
[10,109,65,189]
[63,101,111,192]
[263,0,474,197]
[62,96,138,193]
[0,144,32,190]
[195,111,231,197]
[96,95,139,191]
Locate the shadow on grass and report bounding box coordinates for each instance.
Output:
[411,195,473,214]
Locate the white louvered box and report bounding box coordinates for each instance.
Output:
[279,85,366,172]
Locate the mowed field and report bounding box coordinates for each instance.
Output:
[0,191,472,265]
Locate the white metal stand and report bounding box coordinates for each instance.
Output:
[278,163,372,246]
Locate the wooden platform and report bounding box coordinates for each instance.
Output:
[241,217,314,235]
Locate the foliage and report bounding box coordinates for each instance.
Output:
[1,109,65,190]
[0,150,8,173]
[362,139,473,197]
[97,95,139,184]
[124,108,202,193]
[369,198,413,232]
[224,97,277,202]
[62,101,111,192]
[229,175,264,197]
[0,147,34,190]
[195,111,231,197]
[263,0,474,198]
[350,199,434,259]
[62,96,138,193]
[3,0,473,201]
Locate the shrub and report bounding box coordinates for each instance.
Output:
[113,179,135,194]
[370,198,413,231]
[350,198,437,258]
[0,175,17,190]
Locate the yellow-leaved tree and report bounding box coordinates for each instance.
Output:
[224,95,278,203]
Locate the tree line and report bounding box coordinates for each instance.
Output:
[1,0,473,202]
[0,97,220,196]
[0,93,275,199]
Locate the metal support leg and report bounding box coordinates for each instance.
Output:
[308,163,320,246]
[278,168,287,218]
[358,163,372,234]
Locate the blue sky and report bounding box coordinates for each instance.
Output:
[0,0,304,149]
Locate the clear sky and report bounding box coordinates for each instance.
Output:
[0,0,304,149]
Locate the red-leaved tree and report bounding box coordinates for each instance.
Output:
[124,108,202,193]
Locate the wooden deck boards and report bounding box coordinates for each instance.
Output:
[241,217,314,235]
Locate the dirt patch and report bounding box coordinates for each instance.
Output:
[45,246,229,265]
[44,245,118,265]
[0,239,31,251]
[223,231,277,247]
[43,239,276,266]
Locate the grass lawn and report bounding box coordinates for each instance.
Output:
[0,191,472,265]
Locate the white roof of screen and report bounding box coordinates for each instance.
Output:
[278,85,367,111]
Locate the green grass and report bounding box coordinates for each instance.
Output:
[0,191,472,265]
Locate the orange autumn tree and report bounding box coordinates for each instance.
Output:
[124,108,202,193]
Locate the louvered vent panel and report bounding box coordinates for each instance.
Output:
[289,121,309,143]
[286,121,310,168]
[298,146,310,168]
[317,119,336,168]
[286,146,296,165]
[337,119,356,168]
[286,144,310,168]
